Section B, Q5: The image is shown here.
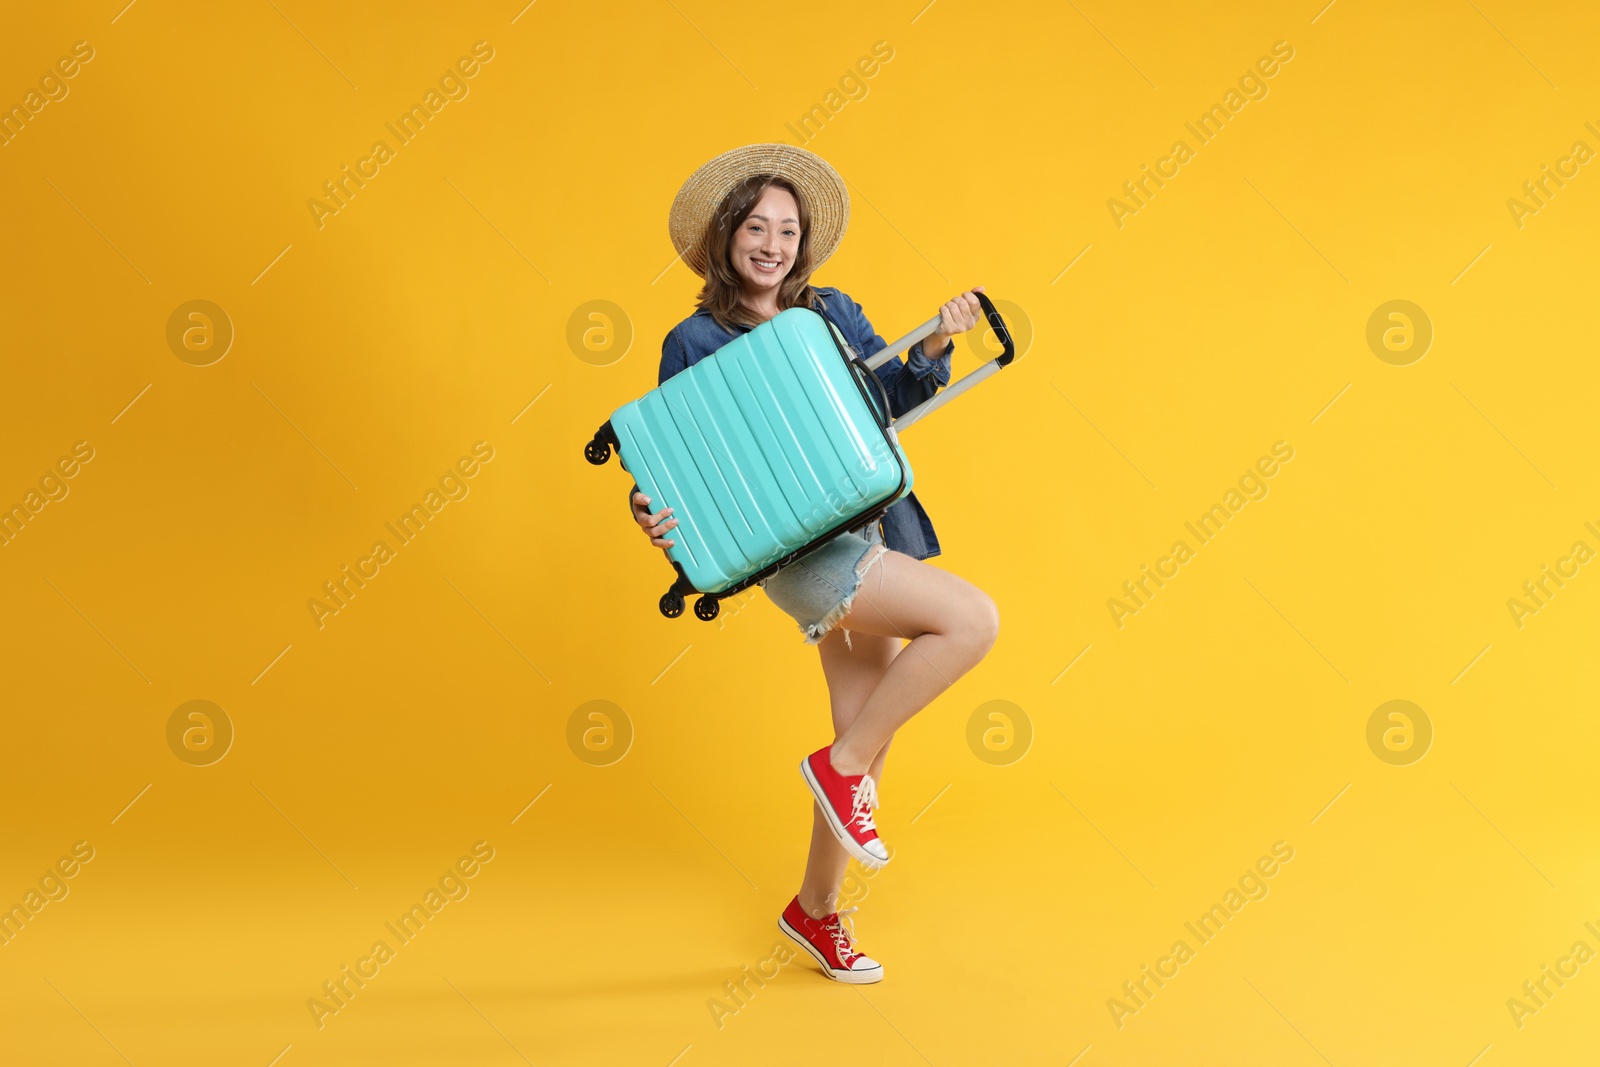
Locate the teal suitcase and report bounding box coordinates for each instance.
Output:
[585,293,1014,620]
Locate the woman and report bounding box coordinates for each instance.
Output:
[632,144,1000,984]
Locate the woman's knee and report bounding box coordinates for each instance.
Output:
[963,589,1000,655]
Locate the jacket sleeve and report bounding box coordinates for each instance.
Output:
[833,290,954,420]
[659,327,690,385]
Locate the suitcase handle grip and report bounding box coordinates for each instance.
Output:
[972,291,1016,367]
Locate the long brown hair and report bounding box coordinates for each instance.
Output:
[696,174,818,332]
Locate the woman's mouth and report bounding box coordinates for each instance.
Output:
[750,257,783,274]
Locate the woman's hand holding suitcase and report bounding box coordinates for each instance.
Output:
[633,491,678,550]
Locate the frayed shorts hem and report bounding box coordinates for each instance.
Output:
[800,542,887,650]
[759,527,888,651]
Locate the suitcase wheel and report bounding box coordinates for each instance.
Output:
[693,596,719,622]
[584,437,611,465]
[659,589,685,618]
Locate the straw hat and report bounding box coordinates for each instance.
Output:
[668,143,851,277]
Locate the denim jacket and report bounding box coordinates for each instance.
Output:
[656,285,951,559]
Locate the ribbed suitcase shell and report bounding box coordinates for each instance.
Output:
[611,307,914,595]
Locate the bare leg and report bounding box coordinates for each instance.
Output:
[797,623,899,919]
[827,546,999,775]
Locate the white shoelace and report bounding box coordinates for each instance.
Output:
[827,906,862,961]
[849,775,879,834]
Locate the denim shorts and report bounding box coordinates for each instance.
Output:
[759,522,888,649]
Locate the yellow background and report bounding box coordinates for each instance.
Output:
[2,0,1597,1063]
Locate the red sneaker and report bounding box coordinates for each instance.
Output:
[800,745,889,868]
[779,895,883,984]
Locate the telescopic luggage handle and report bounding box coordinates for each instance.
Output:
[864,291,1017,432]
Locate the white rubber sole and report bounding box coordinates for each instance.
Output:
[799,756,889,869]
[778,915,884,984]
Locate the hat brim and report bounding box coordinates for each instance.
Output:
[669,143,850,278]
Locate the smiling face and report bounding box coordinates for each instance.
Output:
[729,184,802,297]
